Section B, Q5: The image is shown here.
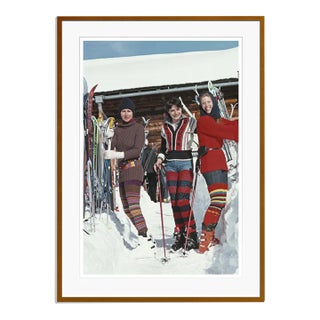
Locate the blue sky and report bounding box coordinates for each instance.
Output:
[83,41,238,60]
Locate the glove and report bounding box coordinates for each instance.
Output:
[153,157,163,172]
[106,129,114,139]
[104,150,124,160]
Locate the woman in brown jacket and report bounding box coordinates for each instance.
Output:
[104,98,154,248]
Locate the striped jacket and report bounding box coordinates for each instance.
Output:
[159,115,196,161]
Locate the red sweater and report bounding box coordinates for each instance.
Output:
[197,116,238,173]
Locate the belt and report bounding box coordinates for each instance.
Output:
[119,159,139,170]
[198,146,220,159]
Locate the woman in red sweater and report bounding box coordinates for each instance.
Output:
[197,92,238,253]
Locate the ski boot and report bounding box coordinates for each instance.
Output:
[184,228,199,251]
[198,230,220,253]
[137,229,156,251]
[170,227,185,252]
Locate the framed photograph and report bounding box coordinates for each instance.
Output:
[57,16,264,302]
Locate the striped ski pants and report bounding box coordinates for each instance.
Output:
[165,159,196,231]
[202,170,228,231]
[119,180,147,234]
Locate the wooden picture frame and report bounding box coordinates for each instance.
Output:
[57,16,264,302]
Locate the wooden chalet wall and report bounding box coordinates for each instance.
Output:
[91,81,238,150]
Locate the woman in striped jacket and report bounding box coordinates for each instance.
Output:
[154,97,198,251]
[197,92,238,253]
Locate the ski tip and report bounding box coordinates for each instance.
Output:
[89,84,98,93]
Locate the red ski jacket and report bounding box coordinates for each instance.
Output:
[197,116,238,173]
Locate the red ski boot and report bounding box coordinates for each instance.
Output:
[198,230,219,253]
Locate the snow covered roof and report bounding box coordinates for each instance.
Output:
[83,47,238,92]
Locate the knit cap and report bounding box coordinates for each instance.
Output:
[118,97,136,113]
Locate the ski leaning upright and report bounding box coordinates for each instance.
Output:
[84,87,123,235]
[207,81,238,180]
[104,116,117,213]
[83,83,98,233]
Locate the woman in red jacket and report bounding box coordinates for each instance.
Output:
[197,92,238,253]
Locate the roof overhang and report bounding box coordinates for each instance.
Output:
[83,47,239,93]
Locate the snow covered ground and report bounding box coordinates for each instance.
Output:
[83,171,238,275]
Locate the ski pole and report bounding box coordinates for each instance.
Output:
[85,159,95,233]
[105,117,115,226]
[179,96,195,118]
[157,169,169,263]
[182,166,200,255]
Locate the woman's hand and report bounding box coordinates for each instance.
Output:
[153,158,163,172]
[104,150,124,160]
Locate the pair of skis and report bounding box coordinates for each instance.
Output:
[83,83,97,233]
[207,81,238,180]
[83,83,116,234]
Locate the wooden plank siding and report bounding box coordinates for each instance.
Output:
[91,81,238,149]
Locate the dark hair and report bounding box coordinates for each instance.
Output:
[165,97,182,112]
[199,92,221,119]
